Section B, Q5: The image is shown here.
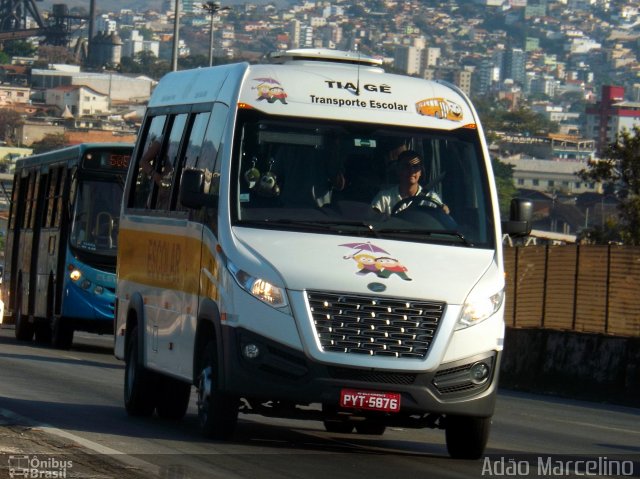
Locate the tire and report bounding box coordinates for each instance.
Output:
[197,340,239,440]
[323,420,354,434]
[445,415,491,460]
[14,287,34,342]
[52,317,74,350]
[156,375,191,420]
[354,420,386,436]
[124,325,157,416]
[34,322,52,344]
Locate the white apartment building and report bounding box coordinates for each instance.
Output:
[45,85,110,117]
[122,30,160,59]
[394,45,422,76]
[504,157,601,195]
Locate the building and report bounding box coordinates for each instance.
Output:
[31,69,155,103]
[0,85,30,106]
[504,156,601,195]
[45,85,110,117]
[585,85,640,153]
[503,48,526,86]
[394,45,422,76]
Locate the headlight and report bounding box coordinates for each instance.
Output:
[228,261,288,310]
[69,269,82,281]
[457,290,504,329]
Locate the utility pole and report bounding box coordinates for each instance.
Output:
[171,0,181,71]
[201,2,230,67]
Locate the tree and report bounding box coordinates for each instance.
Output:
[31,133,67,154]
[0,108,23,145]
[492,157,518,219]
[579,126,640,245]
[2,40,36,58]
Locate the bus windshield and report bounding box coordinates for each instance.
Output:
[70,178,123,256]
[234,112,495,248]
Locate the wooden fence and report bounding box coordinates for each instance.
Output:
[503,245,640,337]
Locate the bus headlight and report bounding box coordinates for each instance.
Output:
[457,290,504,329]
[228,261,288,310]
[69,269,82,281]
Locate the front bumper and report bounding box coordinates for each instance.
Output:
[221,326,500,419]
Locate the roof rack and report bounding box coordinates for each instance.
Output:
[269,48,383,67]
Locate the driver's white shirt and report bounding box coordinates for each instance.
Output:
[371,185,443,215]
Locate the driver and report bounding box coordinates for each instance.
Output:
[371,150,449,215]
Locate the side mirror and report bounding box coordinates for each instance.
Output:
[502,198,533,237]
[179,168,217,209]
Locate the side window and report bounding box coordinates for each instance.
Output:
[44,168,60,227]
[195,103,228,229]
[198,103,229,197]
[184,112,211,171]
[155,113,188,211]
[54,169,67,228]
[131,115,167,209]
[23,172,36,229]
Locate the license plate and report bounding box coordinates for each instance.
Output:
[340,389,401,413]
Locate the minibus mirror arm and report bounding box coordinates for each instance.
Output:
[179,168,218,209]
[501,198,533,237]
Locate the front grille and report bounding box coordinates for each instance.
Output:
[307,291,445,358]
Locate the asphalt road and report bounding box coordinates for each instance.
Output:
[0,326,638,479]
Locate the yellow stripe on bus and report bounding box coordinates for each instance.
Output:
[118,227,219,300]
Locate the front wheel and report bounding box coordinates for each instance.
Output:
[354,420,386,436]
[52,317,74,350]
[197,340,239,440]
[124,325,157,416]
[156,375,191,420]
[445,415,491,459]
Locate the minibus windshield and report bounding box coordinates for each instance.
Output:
[233,113,495,248]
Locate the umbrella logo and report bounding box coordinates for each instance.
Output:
[252,77,288,104]
[340,242,412,282]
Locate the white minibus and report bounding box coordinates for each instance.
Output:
[114,49,531,459]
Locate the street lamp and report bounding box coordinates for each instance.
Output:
[201,2,230,67]
[171,0,181,71]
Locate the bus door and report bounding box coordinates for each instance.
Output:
[134,112,190,373]
[19,171,39,319]
[6,173,26,315]
[33,167,64,321]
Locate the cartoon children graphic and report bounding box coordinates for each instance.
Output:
[374,256,412,281]
[341,242,411,281]
[352,252,378,275]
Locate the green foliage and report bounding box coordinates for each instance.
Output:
[491,157,517,219]
[474,99,559,136]
[579,126,640,245]
[2,40,36,58]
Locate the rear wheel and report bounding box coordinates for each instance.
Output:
[124,325,157,416]
[197,340,239,439]
[156,375,191,420]
[14,287,34,342]
[34,322,52,344]
[445,415,491,459]
[52,317,74,350]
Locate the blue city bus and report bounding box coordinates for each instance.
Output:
[1,143,133,349]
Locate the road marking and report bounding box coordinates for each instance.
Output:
[0,407,160,476]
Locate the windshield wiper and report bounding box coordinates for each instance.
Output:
[240,219,379,236]
[377,228,473,246]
